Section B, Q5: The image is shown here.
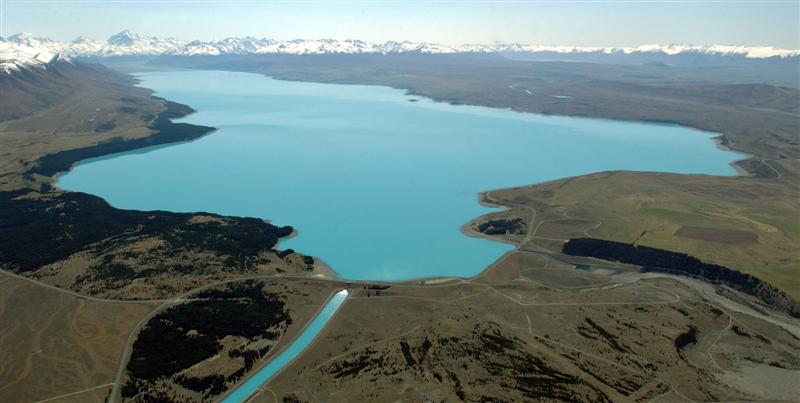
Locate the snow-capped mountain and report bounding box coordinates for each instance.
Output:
[2,30,798,73]
[69,30,186,57]
[0,33,66,73]
[489,43,800,59]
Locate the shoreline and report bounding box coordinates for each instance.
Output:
[42,100,215,189]
[712,133,756,177]
[458,192,518,247]
[255,68,761,181]
[310,257,337,279]
[26,68,771,289]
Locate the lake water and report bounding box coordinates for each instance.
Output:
[58,70,742,281]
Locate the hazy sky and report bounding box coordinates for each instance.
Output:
[2,1,798,48]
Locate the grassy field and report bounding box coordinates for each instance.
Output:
[0,269,342,403]
[485,171,800,300]
[0,271,155,403]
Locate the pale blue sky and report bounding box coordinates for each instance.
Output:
[2,1,798,47]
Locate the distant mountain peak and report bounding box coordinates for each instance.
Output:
[7,32,57,46]
[72,36,94,43]
[107,29,144,45]
[9,32,33,40]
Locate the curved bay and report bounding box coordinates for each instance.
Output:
[58,70,742,281]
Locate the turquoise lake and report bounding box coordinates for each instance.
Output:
[58,70,742,281]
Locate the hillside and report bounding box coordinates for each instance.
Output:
[0,59,168,190]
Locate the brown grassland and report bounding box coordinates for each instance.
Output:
[484,171,800,300]
[0,56,798,402]
[0,271,156,402]
[0,62,165,191]
[264,251,800,402]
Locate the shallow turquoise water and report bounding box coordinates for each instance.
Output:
[58,70,742,280]
[221,289,349,402]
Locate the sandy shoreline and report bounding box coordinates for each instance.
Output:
[310,257,337,279]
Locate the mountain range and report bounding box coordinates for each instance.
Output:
[2,30,799,73]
